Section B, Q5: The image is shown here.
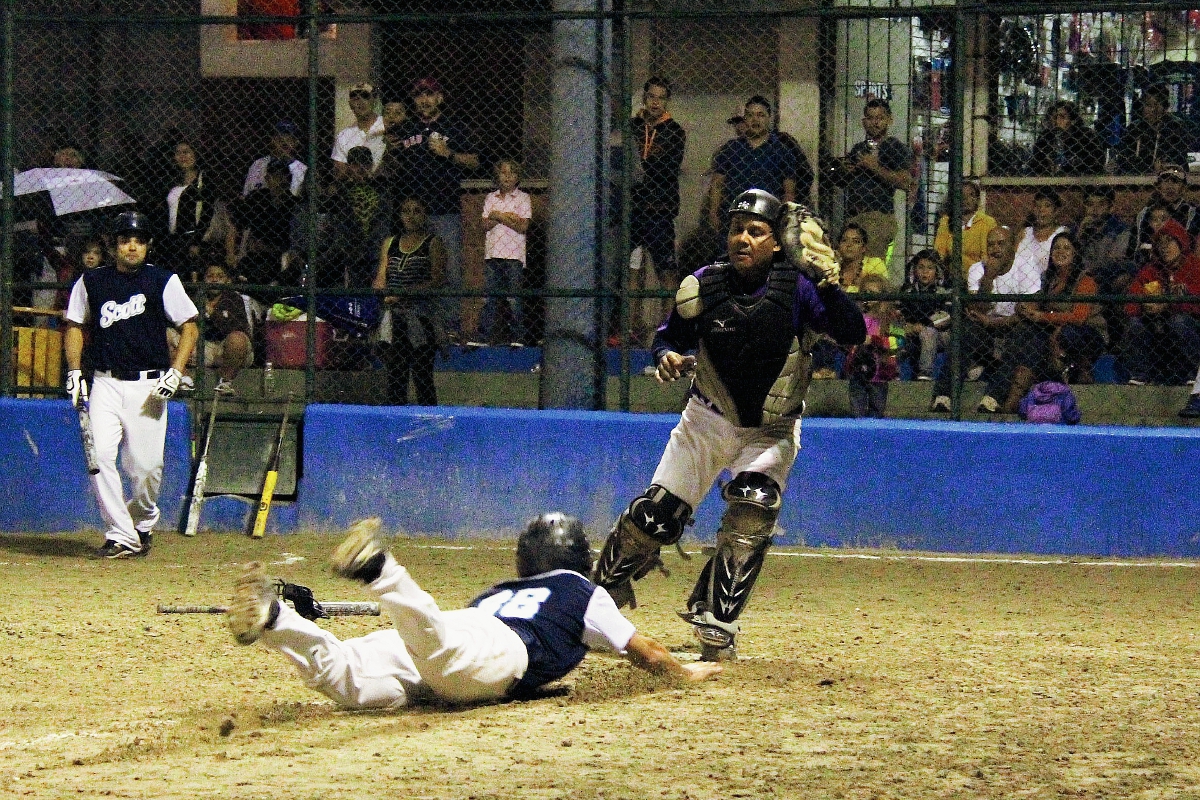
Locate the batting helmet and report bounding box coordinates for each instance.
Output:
[516,513,593,578]
[112,210,153,238]
[727,188,782,227]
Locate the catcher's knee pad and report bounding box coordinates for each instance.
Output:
[592,485,692,596]
[686,473,780,630]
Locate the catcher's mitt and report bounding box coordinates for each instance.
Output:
[780,202,841,288]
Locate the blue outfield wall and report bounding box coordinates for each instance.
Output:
[0,398,192,533]
[298,405,1200,557]
[2,399,1198,556]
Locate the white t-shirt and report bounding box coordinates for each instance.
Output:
[1002,225,1066,313]
[966,260,984,293]
[242,156,307,197]
[482,188,532,263]
[166,185,185,234]
[331,117,386,167]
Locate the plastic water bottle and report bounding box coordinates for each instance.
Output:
[262,361,275,398]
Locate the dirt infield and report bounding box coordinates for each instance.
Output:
[3,531,1200,799]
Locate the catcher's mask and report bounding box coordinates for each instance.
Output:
[516,513,593,578]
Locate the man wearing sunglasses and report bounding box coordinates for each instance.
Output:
[332,82,385,179]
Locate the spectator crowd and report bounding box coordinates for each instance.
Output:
[14,78,1200,418]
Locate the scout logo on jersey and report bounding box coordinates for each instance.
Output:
[99,294,148,329]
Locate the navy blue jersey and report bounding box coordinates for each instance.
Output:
[78,265,180,373]
[470,570,631,695]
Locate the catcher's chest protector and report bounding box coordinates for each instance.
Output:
[695,263,801,425]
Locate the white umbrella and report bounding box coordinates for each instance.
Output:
[12,167,136,216]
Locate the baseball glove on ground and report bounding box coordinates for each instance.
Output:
[781,202,840,288]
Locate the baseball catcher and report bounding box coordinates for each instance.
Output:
[592,189,866,661]
[226,514,720,709]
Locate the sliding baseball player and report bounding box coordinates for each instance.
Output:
[227,513,720,708]
[592,190,866,661]
[64,211,199,559]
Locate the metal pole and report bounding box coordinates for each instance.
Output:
[947,2,968,419]
[0,0,14,398]
[616,1,633,411]
[543,0,603,409]
[303,0,320,402]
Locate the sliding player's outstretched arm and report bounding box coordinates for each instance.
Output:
[625,632,723,681]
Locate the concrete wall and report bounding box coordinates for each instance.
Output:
[3,400,1197,557]
[0,399,192,533]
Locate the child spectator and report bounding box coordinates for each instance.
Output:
[898,249,952,381]
[169,263,255,396]
[1122,220,1200,386]
[374,196,446,406]
[1132,202,1172,269]
[810,223,888,379]
[846,275,904,418]
[479,159,531,347]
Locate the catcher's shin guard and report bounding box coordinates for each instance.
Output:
[592,485,692,609]
[680,472,781,648]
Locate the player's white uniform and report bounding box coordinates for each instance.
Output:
[65,265,198,552]
[257,560,635,709]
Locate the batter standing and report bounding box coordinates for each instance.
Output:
[226,514,720,708]
[592,189,866,660]
[64,211,199,559]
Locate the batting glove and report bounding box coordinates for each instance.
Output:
[66,369,88,408]
[781,202,841,288]
[153,367,184,399]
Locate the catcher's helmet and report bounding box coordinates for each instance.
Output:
[112,210,152,238]
[516,513,593,578]
[727,188,782,226]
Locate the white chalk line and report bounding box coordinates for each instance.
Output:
[3,545,1196,571]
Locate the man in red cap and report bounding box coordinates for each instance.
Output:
[385,77,480,341]
[1122,219,1200,386]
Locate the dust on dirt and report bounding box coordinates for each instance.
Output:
[3,532,1200,799]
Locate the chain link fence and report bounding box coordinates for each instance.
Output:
[3,0,1200,424]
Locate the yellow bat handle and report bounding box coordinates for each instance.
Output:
[252,471,278,539]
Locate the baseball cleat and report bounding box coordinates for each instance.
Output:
[227,562,279,645]
[136,531,152,557]
[94,540,140,559]
[331,517,388,583]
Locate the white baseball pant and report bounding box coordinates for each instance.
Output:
[87,374,168,550]
[260,556,530,708]
[651,396,801,510]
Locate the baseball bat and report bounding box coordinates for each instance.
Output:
[157,601,380,616]
[77,400,100,476]
[183,394,221,537]
[251,396,292,539]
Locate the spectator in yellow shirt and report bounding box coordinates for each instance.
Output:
[934,179,997,277]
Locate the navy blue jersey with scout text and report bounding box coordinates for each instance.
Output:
[79,265,176,372]
[470,570,633,695]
